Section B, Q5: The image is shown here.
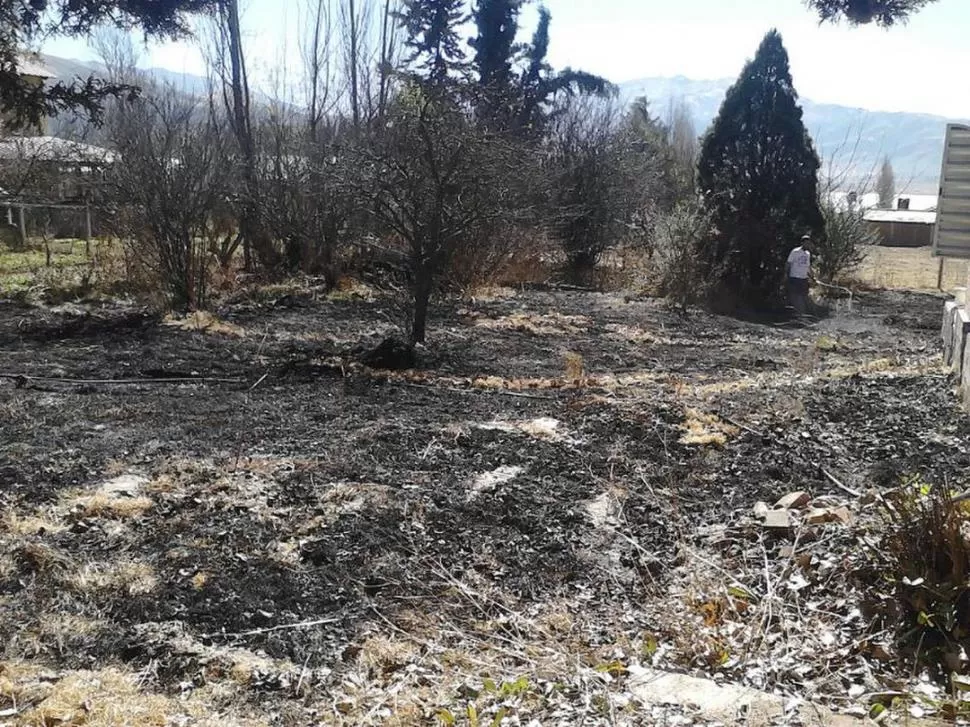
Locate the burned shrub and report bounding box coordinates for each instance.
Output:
[858,478,970,680]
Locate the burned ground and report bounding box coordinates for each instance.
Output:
[0,288,967,725]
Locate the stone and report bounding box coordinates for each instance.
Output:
[763,509,792,529]
[627,665,867,727]
[774,491,810,510]
[805,506,851,526]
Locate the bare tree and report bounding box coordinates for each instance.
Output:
[665,96,697,196]
[207,0,279,270]
[301,0,338,141]
[356,90,521,343]
[259,110,357,286]
[550,97,660,285]
[877,155,896,209]
[338,0,402,131]
[104,85,230,310]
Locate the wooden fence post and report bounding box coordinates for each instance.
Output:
[17,205,26,247]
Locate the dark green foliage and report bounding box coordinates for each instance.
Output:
[398,0,467,86]
[471,0,523,100]
[697,30,824,309]
[468,3,613,134]
[806,0,938,25]
[1,0,215,129]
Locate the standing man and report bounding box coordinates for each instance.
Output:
[786,234,813,314]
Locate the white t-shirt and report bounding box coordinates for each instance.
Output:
[787,246,811,279]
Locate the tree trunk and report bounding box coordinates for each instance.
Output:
[223,0,278,269]
[411,273,431,344]
[347,0,360,132]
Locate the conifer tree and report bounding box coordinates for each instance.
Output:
[806,0,937,25]
[398,0,467,87]
[697,29,824,308]
[877,156,896,209]
[1,0,215,129]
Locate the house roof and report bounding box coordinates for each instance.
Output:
[829,192,939,212]
[16,54,54,79]
[863,209,937,225]
[0,136,117,164]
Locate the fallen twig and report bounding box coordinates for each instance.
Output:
[821,468,862,498]
[392,380,559,401]
[719,413,766,438]
[0,373,245,386]
[202,617,340,640]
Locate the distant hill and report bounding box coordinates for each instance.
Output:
[39,55,958,194]
[620,76,963,194]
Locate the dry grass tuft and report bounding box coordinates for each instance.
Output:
[471,311,590,336]
[66,559,158,596]
[76,493,154,520]
[678,409,739,448]
[14,667,170,727]
[2,509,65,536]
[17,542,74,575]
[358,636,420,676]
[466,284,518,302]
[163,310,245,337]
[328,276,376,302]
[563,351,585,383]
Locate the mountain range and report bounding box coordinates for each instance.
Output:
[620,76,960,194]
[38,54,957,194]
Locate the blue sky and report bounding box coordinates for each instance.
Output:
[44,0,970,118]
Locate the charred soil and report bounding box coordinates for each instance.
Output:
[0,288,966,725]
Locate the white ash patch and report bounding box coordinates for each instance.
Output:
[97,474,149,497]
[467,465,524,500]
[585,491,617,528]
[474,417,579,444]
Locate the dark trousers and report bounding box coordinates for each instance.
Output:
[788,277,809,313]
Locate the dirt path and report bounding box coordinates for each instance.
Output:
[0,288,966,725]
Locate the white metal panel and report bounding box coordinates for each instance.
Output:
[935,124,970,259]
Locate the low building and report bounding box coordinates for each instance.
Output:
[3,54,55,135]
[863,208,937,247]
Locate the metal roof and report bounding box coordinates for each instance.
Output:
[0,136,117,164]
[864,209,937,225]
[829,192,938,212]
[16,54,54,79]
[934,124,970,260]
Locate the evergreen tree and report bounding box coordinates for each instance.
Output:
[1,0,215,129]
[877,156,896,209]
[807,0,938,25]
[398,0,467,87]
[471,0,523,101]
[512,7,613,135]
[697,29,824,308]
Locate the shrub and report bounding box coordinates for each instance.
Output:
[652,201,712,311]
[859,477,970,681]
[816,198,876,283]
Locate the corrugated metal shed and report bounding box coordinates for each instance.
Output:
[934,124,970,259]
[864,210,937,225]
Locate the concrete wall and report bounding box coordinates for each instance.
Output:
[942,292,970,409]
